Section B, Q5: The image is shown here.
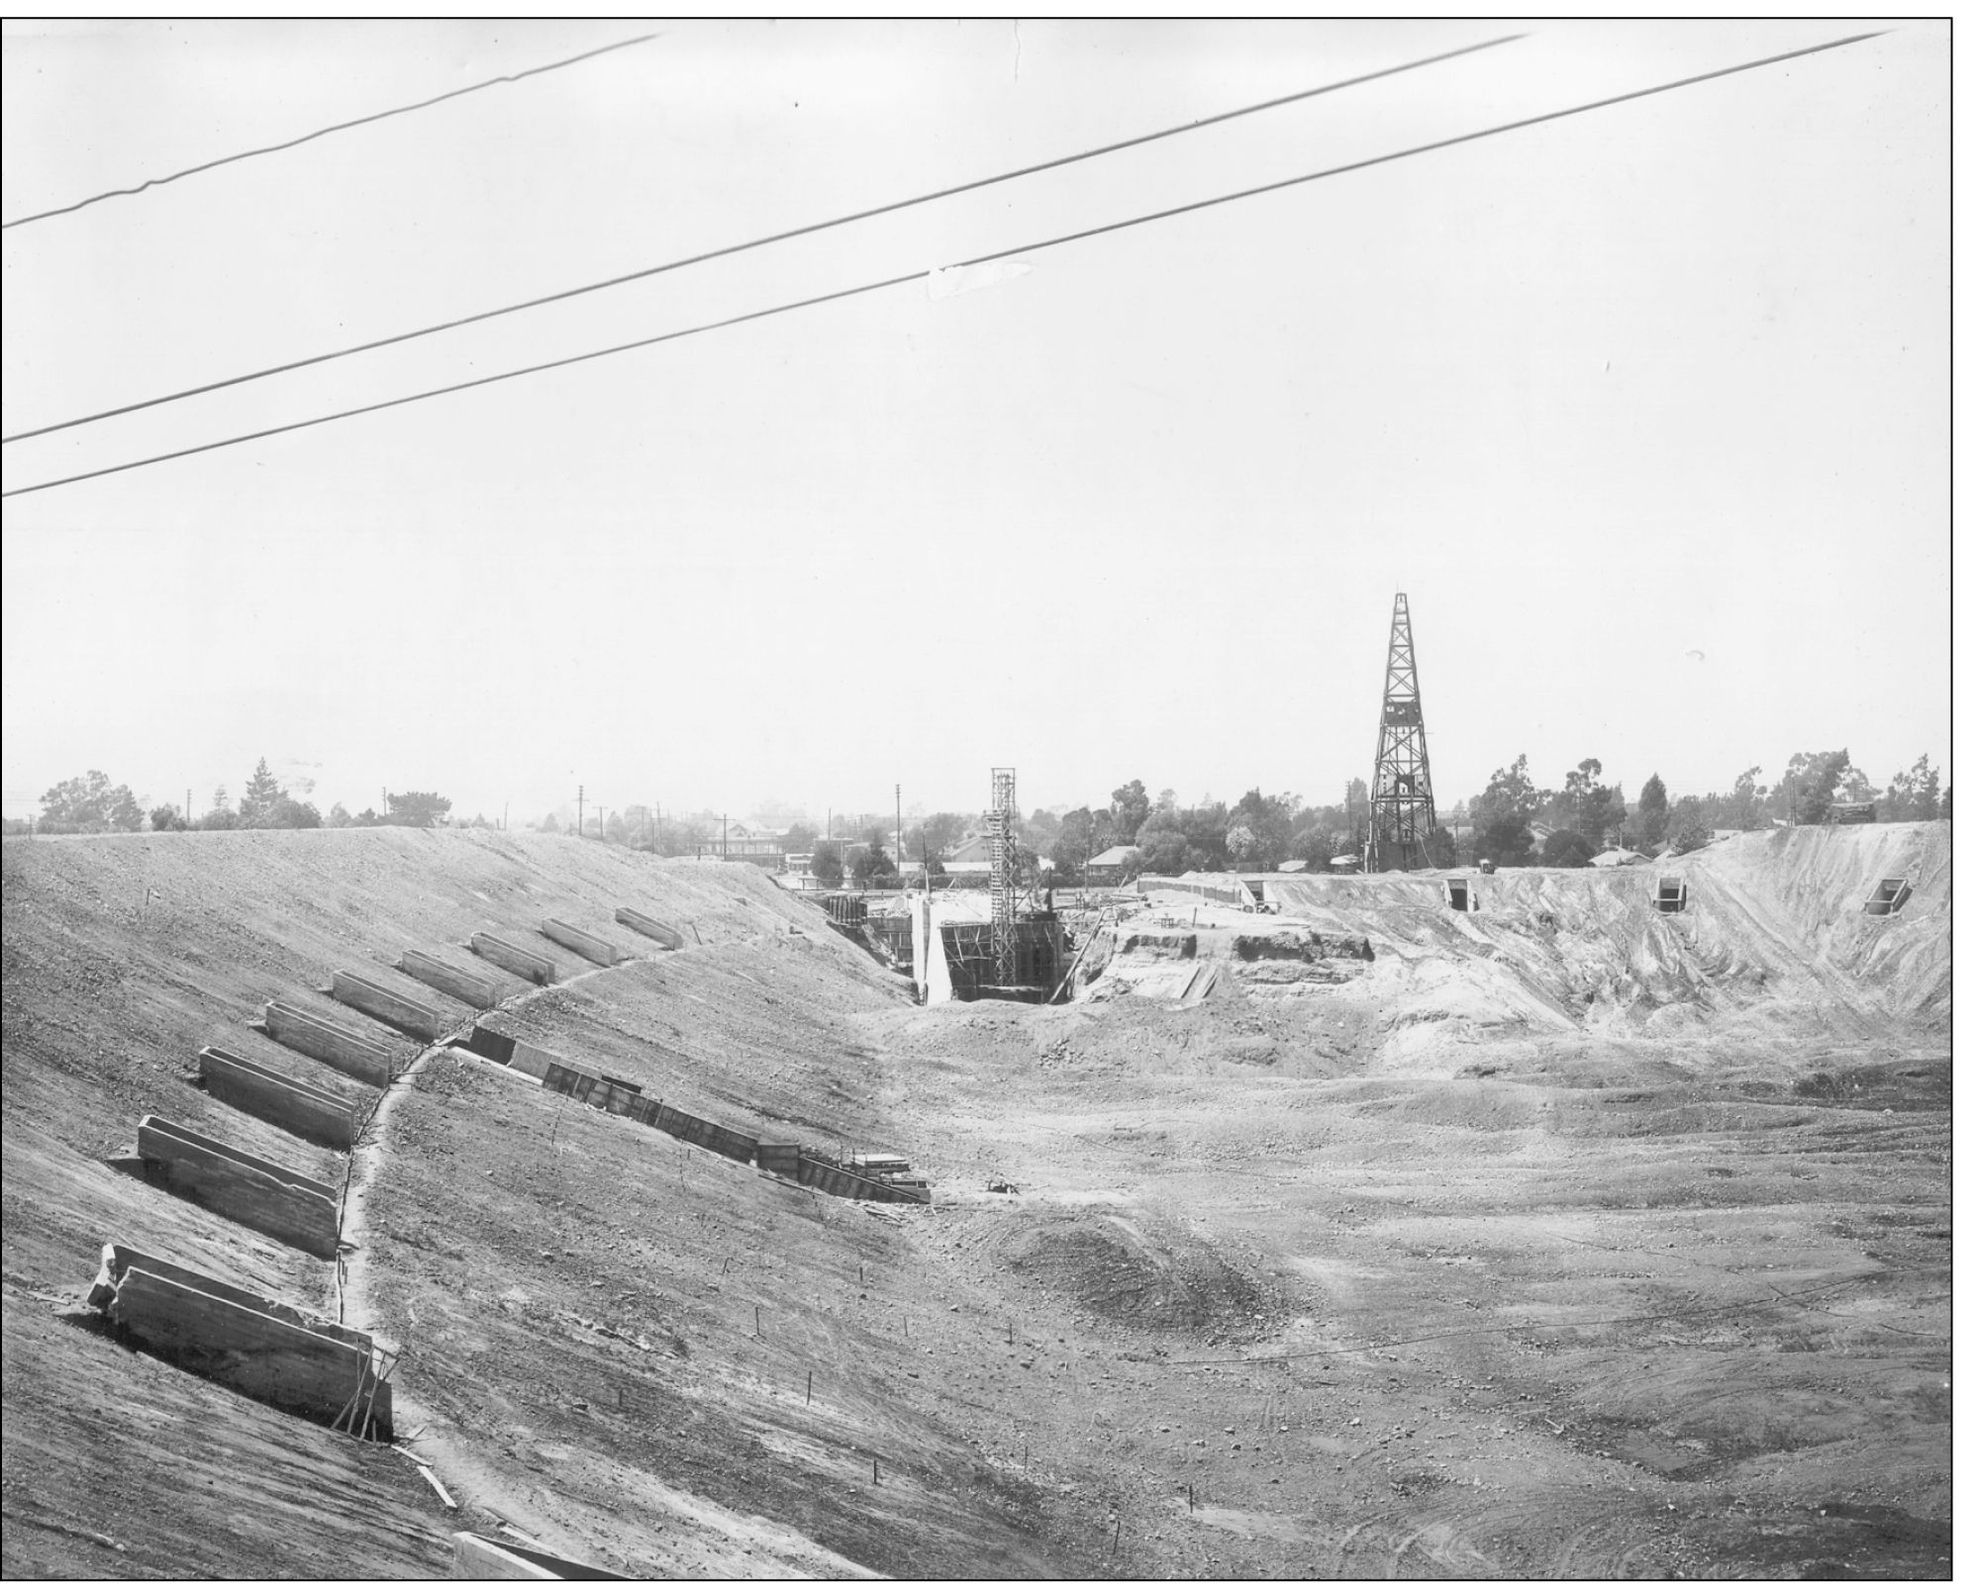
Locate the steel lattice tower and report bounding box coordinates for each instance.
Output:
[988,768,1019,986]
[1369,594,1438,871]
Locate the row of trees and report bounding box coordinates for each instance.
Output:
[20,761,453,835]
[1462,749,1947,868]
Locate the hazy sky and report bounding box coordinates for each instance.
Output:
[1,20,1949,827]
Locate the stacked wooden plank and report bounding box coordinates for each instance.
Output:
[470,931,555,985]
[330,970,446,1041]
[614,908,683,950]
[398,949,503,1009]
[90,1244,390,1434]
[198,1046,362,1148]
[540,918,623,966]
[136,1115,341,1257]
[255,999,398,1086]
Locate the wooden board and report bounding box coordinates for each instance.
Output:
[199,1046,361,1148]
[398,949,503,1009]
[451,1532,628,1580]
[540,918,622,966]
[109,1267,390,1433]
[613,908,684,950]
[470,931,555,985]
[331,970,445,1041]
[137,1115,341,1258]
[259,1000,397,1087]
[91,1243,371,1349]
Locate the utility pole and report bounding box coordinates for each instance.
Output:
[896,783,902,875]
[578,784,584,838]
[722,812,728,859]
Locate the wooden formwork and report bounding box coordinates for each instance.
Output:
[136,1114,341,1257]
[257,999,398,1087]
[198,1046,361,1148]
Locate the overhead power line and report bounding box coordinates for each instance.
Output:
[1,33,1519,444]
[0,30,1881,503]
[0,32,656,231]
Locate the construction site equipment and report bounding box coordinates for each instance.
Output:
[988,767,1019,987]
[1369,593,1439,872]
[1865,877,1912,916]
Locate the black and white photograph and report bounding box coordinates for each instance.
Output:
[1,19,1950,1579]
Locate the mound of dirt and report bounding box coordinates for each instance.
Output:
[994,1209,1275,1335]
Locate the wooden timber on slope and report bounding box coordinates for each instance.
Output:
[256,998,399,1087]
[540,917,624,966]
[398,948,504,1009]
[330,969,447,1041]
[91,1244,392,1434]
[470,930,556,985]
[451,1532,628,1580]
[198,1045,362,1148]
[136,1114,341,1258]
[613,907,684,950]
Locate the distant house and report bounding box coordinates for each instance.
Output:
[944,834,995,874]
[1588,847,1647,868]
[1085,845,1139,882]
[1276,859,1309,873]
[697,820,785,867]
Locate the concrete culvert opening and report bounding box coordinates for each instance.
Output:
[1444,878,1475,912]
[1656,877,1688,913]
[1866,878,1912,916]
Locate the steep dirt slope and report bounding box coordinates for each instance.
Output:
[1239,823,1951,1065]
[0,828,901,1578]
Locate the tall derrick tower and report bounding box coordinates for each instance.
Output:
[1369,593,1438,871]
[987,767,1019,986]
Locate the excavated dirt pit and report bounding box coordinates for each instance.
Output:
[0,823,1952,1579]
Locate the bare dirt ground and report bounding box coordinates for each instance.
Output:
[1,823,1950,1578]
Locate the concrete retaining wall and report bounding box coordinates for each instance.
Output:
[258,999,397,1087]
[105,1266,391,1433]
[198,1046,361,1148]
[398,949,503,1009]
[540,917,624,966]
[331,970,446,1041]
[470,931,555,985]
[136,1115,341,1258]
[613,908,684,950]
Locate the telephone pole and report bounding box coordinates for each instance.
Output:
[577,784,584,837]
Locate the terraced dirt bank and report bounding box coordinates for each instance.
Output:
[1,823,1950,1577]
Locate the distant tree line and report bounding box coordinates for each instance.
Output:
[1457,748,1947,869]
[13,759,452,835]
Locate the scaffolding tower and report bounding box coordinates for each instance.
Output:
[1369,593,1438,871]
[988,767,1019,986]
